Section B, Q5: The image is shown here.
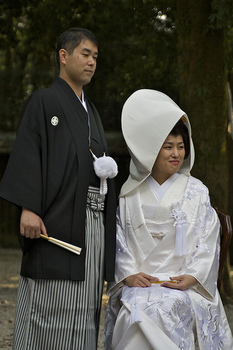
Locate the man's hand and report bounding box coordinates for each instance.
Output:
[124,272,159,287]
[160,274,197,291]
[20,207,47,239]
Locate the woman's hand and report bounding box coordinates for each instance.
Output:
[20,207,47,239]
[160,274,197,291]
[124,272,159,287]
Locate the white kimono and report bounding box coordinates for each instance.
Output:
[105,174,233,350]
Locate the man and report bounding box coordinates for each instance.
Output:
[0,28,116,350]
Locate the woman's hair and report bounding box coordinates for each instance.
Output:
[169,119,190,159]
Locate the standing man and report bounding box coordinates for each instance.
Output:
[0,28,117,350]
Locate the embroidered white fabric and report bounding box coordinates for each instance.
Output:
[194,298,228,349]
[105,176,233,350]
[121,285,195,349]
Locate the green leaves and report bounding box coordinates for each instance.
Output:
[0,0,232,132]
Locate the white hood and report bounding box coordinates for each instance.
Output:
[120,89,195,197]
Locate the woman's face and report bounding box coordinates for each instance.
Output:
[152,134,185,185]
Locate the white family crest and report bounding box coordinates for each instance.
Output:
[51,116,59,126]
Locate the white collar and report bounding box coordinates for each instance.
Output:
[76,91,87,112]
[146,173,180,200]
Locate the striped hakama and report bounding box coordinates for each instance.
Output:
[13,187,105,350]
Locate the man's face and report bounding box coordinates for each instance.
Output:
[60,39,98,88]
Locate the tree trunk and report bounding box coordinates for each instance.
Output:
[176,0,233,298]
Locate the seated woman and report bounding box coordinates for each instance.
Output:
[105,89,233,350]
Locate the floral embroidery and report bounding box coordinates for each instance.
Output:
[184,179,202,200]
[121,286,195,349]
[194,216,206,236]
[195,299,228,349]
[205,200,214,222]
[195,240,210,254]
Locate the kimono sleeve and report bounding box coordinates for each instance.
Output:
[184,183,220,300]
[0,91,46,216]
[108,198,139,295]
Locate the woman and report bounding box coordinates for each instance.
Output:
[105,89,233,349]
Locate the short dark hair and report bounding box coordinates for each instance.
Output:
[56,27,98,69]
[169,119,190,159]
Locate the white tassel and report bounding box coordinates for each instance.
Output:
[130,303,142,325]
[90,150,118,195]
[174,221,187,256]
[171,204,187,257]
[182,221,187,254]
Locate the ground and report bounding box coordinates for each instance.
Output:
[1,248,233,350]
[0,248,107,350]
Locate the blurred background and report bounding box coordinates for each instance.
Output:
[0,0,233,297]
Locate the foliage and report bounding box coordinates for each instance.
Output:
[0,0,233,131]
[0,0,178,131]
[176,0,233,296]
[209,0,233,30]
[209,0,233,79]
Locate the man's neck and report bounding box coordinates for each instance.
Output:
[59,74,83,100]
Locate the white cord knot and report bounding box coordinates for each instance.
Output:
[171,209,186,224]
[90,150,118,195]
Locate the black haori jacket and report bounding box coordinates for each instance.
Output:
[0,76,116,281]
